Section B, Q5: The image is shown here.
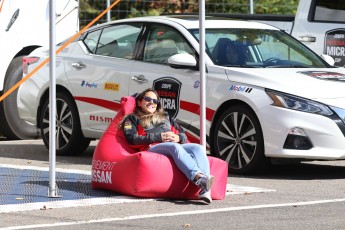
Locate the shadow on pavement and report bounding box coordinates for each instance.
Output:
[231,160,345,180]
[0,140,96,166]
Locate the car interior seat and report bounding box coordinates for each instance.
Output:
[146,39,178,64]
[212,38,246,66]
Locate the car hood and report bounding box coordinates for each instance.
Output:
[225,68,345,105]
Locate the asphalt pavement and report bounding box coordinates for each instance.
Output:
[2,140,345,229]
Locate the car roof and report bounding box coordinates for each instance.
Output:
[92,15,278,31]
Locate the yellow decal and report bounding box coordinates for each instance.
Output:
[104,82,120,91]
[124,121,132,130]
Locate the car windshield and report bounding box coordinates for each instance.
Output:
[190,29,328,68]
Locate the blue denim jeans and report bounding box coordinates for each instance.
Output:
[148,142,210,182]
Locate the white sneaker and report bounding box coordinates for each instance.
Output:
[195,175,215,191]
[199,189,212,204]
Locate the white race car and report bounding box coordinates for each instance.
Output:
[18,15,345,174]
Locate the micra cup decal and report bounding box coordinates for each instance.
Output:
[153,77,181,119]
[324,29,345,67]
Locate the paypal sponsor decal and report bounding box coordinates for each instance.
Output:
[81,80,98,88]
[229,85,253,93]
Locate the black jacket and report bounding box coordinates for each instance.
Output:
[123,113,188,151]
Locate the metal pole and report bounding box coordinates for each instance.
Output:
[107,0,111,22]
[250,0,254,14]
[199,0,206,149]
[48,0,59,197]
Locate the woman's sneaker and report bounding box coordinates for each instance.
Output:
[199,189,212,204]
[195,175,215,191]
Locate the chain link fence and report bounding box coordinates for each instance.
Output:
[79,0,298,29]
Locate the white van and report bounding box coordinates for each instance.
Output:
[0,0,79,139]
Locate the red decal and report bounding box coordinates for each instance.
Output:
[74,97,121,111]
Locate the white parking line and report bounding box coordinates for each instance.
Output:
[0,196,153,214]
[3,198,345,230]
[226,184,276,195]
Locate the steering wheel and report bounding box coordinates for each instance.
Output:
[264,57,281,66]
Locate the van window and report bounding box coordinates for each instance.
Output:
[313,0,345,23]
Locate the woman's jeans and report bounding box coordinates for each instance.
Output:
[148,142,210,182]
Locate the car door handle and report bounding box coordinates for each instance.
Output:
[132,75,148,83]
[298,36,316,42]
[72,62,86,69]
[6,8,19,32]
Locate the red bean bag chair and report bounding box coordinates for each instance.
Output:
[91,96,228,200]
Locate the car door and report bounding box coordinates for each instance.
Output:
[129,23,202,142]
[65,23,142,131]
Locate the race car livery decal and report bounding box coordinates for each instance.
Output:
[89,115,113,123]
[298,71,345,82]
[229,85,253,93]
[81,80,98,88]
[104,82,120,92]
[153,77,181,119]
[324,29,345,67]
[74,96,122,111]
[194,80,200,89]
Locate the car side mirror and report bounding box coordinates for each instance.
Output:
[321,54,335,66]
[168,53,197,69]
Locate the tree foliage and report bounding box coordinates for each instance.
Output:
[79,0,298,28]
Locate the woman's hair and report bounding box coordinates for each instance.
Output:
[118,88,166,129]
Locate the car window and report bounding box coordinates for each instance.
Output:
[84,30,102,53]
[84,23,141,59]
[191,29,328,68]
[313,0,345,23]
[143,25,194,64]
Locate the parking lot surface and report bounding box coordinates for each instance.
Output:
[2,140,345,229]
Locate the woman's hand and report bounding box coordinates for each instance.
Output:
[161,131,180,143]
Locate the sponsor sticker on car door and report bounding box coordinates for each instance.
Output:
[153,77,181,119]
[324,29,345,67]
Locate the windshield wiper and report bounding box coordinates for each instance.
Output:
[265,65,310,68]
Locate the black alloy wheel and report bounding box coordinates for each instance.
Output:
[40,92,90,155]
[212,105,268,174]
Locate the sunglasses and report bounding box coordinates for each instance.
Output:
[144,96,159,104]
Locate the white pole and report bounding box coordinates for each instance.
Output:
[199,0,206,149]
[250,0,254,14]
[48,0,58,197]
[107,0,111,22]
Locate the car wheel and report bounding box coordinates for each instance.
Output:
[0,56,39,140]
[212,105,269,174]
[40,92,90,155]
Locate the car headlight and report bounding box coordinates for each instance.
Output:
[265,89,333,116]
[330,106,345,123]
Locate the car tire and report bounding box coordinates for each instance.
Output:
[0,56,39,140]
[212,105,269,174]
[40,92,91,155]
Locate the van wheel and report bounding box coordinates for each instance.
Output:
[40,92,90,155]
[212,105,269,174]
[0,56,39,140]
